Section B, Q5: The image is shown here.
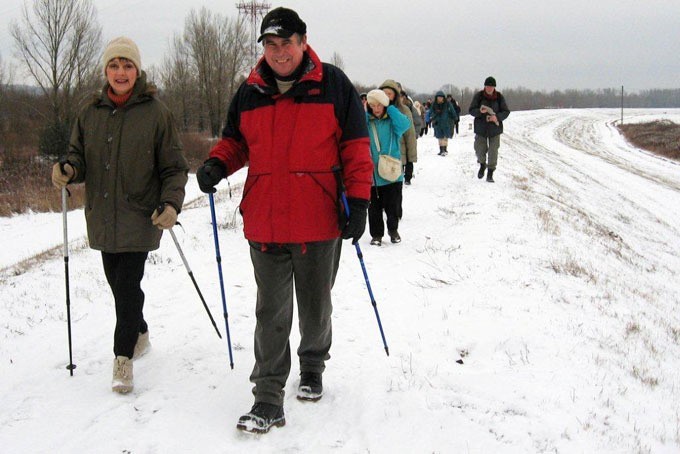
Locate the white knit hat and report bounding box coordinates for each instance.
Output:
[366,89,389,107]
[102,37,141,75]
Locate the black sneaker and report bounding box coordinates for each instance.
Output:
[236,402,285,434]
[388,230,401,243]
[370,237,382,246]
[297,372,323,401]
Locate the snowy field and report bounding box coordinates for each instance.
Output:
[1,108,680,453]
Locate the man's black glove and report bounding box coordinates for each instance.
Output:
[196,157,227,193]
[341,198,370,244]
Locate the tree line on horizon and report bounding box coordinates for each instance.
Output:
[1,0,679,165]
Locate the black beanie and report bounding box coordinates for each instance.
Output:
[484,76,497,87]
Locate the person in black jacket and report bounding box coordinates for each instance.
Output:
[468,76,510,182]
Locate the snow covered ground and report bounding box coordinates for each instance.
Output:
[1,108,680,453]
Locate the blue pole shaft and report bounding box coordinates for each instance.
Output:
[209,194,234,369]
[340,192,389,356]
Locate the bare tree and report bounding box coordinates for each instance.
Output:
[0,53,8,110]
[160,33,199,132]
[183,8,249,136]
[330,51,345,71]
[10,0,102,156]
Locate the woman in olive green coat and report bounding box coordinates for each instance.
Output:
[52,37,188,394]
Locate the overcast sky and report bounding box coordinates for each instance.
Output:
[1,0,679,95]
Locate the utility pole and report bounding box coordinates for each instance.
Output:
[621,85,624,124]
[236,1,271,70]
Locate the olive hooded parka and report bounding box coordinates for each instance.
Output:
[66,71,188,253]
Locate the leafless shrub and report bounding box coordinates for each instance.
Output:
[181,131,217,172]
[618,120,680,160]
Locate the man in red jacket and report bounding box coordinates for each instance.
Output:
[196,7,373,434]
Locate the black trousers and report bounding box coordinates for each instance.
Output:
[102,251,149,359]
[368,182,402,238]
[403,162,414,182]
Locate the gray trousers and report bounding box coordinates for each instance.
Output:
[248,238,342,406]
[474,134,501,170]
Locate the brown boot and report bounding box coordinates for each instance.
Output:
[112,356,133,393]
[133,331,151,360]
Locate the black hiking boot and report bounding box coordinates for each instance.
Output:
[297,372,323,401]
[438,146,446,156]
[236,402,285,434]
[477,163,486,179]
[370,237,382,246]
[389,230,401,243]
[486,169,495,183]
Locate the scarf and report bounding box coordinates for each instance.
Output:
[107,87,133,107]
[483,89,498,101]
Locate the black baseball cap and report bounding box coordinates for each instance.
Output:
[257,7,307,43]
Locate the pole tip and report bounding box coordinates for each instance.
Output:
[67,363,77,375]
[385,347,390,356]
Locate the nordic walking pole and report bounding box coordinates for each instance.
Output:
[61,186,77,375]
[209,193,234,369]
[332,167,389,356]
[157,205,222,339]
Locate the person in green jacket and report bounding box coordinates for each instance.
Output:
[51,37,188,394]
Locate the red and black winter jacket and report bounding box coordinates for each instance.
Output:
[209,46,373,244]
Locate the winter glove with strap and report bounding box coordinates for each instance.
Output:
[341,198,370,244]
[196,157,227,194]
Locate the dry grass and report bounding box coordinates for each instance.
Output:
[549,255,598,283]
[0,131,215,216]
[536,207,561,235]
[618,120,680,160]
[0,152,86,217]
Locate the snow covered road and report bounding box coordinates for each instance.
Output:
[2,108,680,453]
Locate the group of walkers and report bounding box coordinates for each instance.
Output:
[49,6,510,435]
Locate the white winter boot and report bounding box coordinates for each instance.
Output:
[112,356,133,393]
[133,331,151,360]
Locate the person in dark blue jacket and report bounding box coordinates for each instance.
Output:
[430,91,459,156]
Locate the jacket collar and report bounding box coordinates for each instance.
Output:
[96,71,155,108]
